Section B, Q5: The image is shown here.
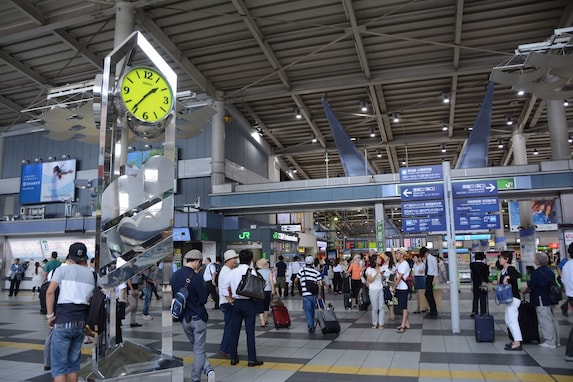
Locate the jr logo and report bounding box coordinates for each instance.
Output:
[238,231,251,240]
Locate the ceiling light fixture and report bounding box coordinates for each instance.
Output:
[311,135,317,143]
[517,90,525,96]
[533,148,539,155]
[294,109,302,119]
[569,135,573,144]
[61,154,70,159]
[392,113,400,123]
[144,144,152,149]
[497,140,504,149]
[21,159,29,164]
[376,150,382,158]
[35,158,43,163]
[441,144,446,153]
[361,101,368,112]
[506,116,514,126]
[564,99,569,107]
[442,93,450,104]
[370,129,376,138]
[442,123,448,131]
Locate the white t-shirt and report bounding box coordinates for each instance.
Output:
[116,282,127,302]
[413,262,425,276]
[395,261,410,290]
[218,265,233,303]
[365,267,383,290]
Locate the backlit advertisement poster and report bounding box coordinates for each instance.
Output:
[508,199,557,232]
[20,159,76,204]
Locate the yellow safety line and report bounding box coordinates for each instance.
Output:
[1,341,571,381]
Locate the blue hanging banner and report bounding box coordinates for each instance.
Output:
[321,97,374,176]
[457,81,495,169]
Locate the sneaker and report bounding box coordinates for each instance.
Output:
[565,355,573,362]
[207,369,215,382]
[130,323,143,327]
[142,315,153,320]
[539,342,556,349]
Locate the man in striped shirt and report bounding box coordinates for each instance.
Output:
[296,256,322,333]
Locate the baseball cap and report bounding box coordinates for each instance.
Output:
[184,249,203,261]
[68,242,88,263]
[305,256,314,265]
[224,249,239,262]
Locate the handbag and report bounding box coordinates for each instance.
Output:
[383,286,392,302]
[237,268,265,300]
[494,284,514,305]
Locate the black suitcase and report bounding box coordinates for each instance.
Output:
[474,297,494,342]
[359,285,370,311]
[343,292,352,310]
[316,300,340,334]
[342,276,351,294]
[509,295,540,343]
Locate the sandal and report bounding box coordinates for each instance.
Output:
[397,327,406,333]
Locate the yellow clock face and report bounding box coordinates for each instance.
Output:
[120,67,174,123]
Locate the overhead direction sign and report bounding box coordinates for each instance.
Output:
[400,183,444,201]
[402,216,446,233]
[452,180,497,197]
[402,200,445,217]
[399,165,443,182]
[454,214,501,231]
[453,197,499,214]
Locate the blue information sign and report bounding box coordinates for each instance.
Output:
[454,214,501,231]
[399,165,443,182]
[402,216,446,233]
[402,200,445,217]
[452,180,497,197]
[400,183,444,201]
[453,197,499,214]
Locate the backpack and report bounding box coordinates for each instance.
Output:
[171,271,195,322]
[548,283,563,305]
[85,285,107,337]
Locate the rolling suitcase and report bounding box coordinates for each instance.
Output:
[508,293,540,343]
[316,300,341,334]
[271,298,291,329]
[474,295,494,342]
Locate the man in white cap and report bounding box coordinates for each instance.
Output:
[45,242,95,382]
[218,249,238,358]
[296,256,322,333]
[171,249,215,382]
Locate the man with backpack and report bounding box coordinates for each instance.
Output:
[171,249,215,382]
[45,242,95,382]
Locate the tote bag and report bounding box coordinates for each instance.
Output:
[237,268,265,300]
[494,284,513,305]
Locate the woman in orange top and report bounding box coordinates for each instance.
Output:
[347,255,364,309]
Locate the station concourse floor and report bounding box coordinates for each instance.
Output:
[0,285,572,382]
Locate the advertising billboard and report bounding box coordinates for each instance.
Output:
[20,159,77,204]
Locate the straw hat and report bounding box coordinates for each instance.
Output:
[256,258,269,269]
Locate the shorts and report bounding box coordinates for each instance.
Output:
[50,327,84,377]
[395,289,409,310]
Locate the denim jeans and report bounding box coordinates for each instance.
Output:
[142,286,152,315]
[229,299,257,361]
[219,303,233,354]
[181,316,212,382]
[303,295,317,329]
[50,327,84,377]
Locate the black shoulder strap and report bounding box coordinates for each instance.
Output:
[182,269,195,291]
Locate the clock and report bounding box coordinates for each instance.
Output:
[119,66,174,138]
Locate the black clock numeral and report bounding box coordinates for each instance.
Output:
[142,112,149,120]
[163,96,169,105]
[154,112,158,119]
[160,106,166,112]
[133,106,138,114]
[123,86,130,94]
[155,77,160,84]
[144,70,153,80]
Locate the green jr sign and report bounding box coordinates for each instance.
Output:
[496,177,515,190]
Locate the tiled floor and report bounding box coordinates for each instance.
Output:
[0,285,572,381]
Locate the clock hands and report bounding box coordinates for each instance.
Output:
[132,87,158,111]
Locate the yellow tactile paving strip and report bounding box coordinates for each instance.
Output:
[2,341,572,382]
